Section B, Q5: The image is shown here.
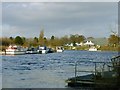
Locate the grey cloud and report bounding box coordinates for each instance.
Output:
[2,2,118,38]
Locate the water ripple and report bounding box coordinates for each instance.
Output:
[2,50,118,88]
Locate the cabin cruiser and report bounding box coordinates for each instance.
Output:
[5,45,25,55]
[37,46,48,54]
[26,47,38,54]
[56,46,64,52]
[88,46,97,51]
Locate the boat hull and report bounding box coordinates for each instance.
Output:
[26,51,38,54]
[56,50,63,52]
[5,51,25,55]
[37,50,47,54]
[88,49,97,51]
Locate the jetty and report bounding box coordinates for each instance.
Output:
[66,55,120,89]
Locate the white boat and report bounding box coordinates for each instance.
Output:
[56,46,64,52]
[88,46,97,51]
[5,45,26,55]
[37,46,48,54]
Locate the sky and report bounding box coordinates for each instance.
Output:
[1,1,118,38]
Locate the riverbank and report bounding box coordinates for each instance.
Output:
[64,45,120,51]
[0,51,6,55]
[0,45,119,55]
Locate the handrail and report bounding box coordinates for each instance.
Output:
[70,56,120,87]
[111,55,120,60]
[111,55,120,69]
[74,61,114,83]
[75,60,111,64]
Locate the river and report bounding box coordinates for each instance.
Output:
[1,50,118,88]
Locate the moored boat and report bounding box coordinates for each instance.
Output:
[88,46,97,51]
[37,46,48,54]
[56,46,64,52]
[26,47,38,54]
[47,48,54,53]
[5,45,25,55]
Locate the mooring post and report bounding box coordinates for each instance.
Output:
[95,62,97,76]
[75,61,77,83]
[94,62,97,87]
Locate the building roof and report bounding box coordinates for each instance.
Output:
[84,41,94,45]
[86,38,108,46]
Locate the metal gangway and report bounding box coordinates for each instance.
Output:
[74,55,120,78]
[73,55,120,87]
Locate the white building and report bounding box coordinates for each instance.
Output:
[84,41,94,46]
[65,43,73,47]
[65,41,95,47]
[75,42,84,46]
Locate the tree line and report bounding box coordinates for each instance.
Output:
[0,30,120,51]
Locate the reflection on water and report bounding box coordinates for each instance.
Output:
[2,50,117,88]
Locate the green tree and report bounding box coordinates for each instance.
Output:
[14,36,23,45]
[50,35,55,46]
[9,37,14,40]
[78,35,85,43]
[34,37,38,43]
[70,34,85,43]
[39,30,44,46]
[108,34,119,47]
[1,37,10,46]
[32,37,38,46]
[60,35,69,45]
[22,37,26,45]
[73,41,76,46]
[9,37,14,44]
[70,34,76,43]
[51,35,55,40]
[44,37,48,46]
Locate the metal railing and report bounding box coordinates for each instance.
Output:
[74,61,112,83]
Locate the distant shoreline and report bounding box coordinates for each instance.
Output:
[0,49,119,55]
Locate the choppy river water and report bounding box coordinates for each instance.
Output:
[1,50,118,88]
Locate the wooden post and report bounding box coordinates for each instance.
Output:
[75,61,77,84]
[95,62,97,76]
[94,62,97,87]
